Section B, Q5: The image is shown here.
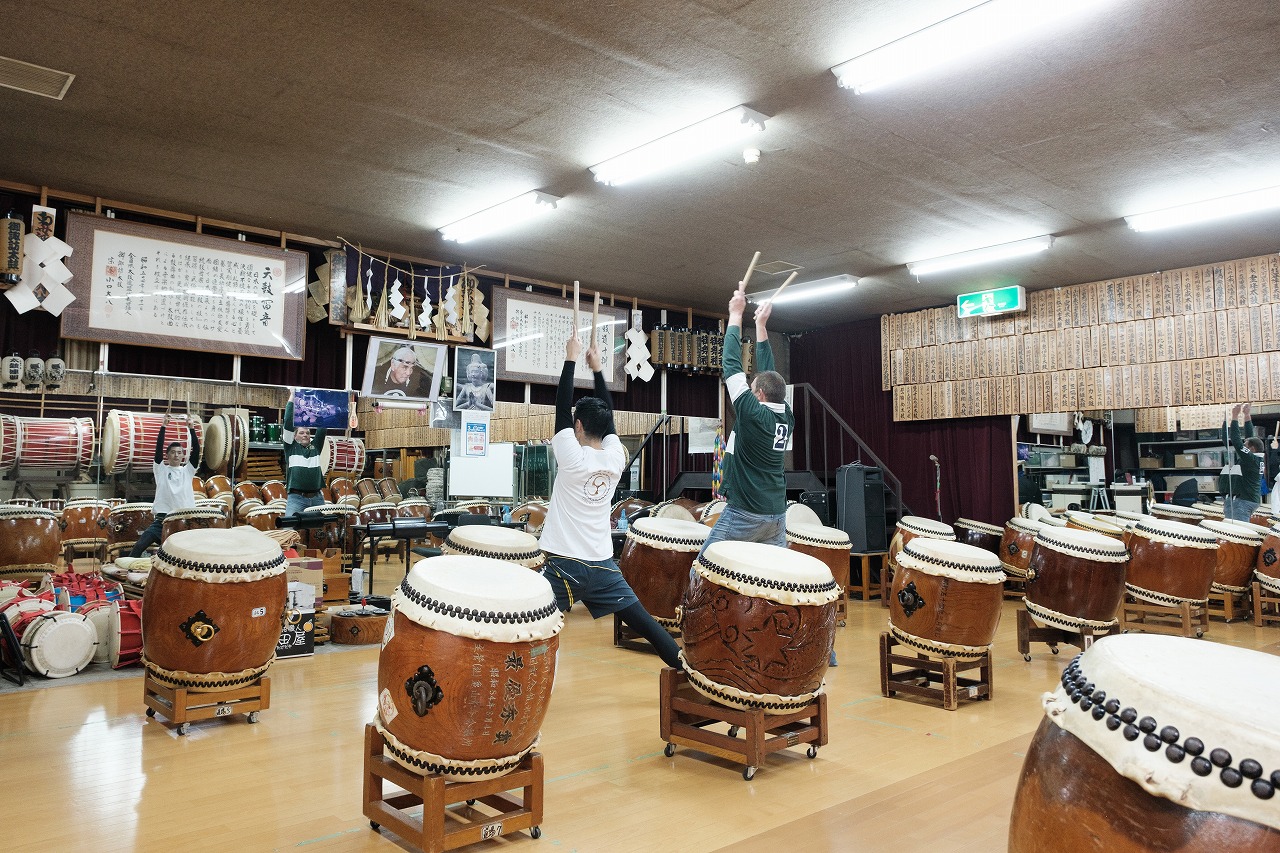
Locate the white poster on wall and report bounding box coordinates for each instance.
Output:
[688,417,720,454]
[462,410,490,457]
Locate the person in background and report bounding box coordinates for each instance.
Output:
[126,415,199,559]
[1017,462,1043,507]
[1219,402,1264,522]
[283,399,328,516]
[538,334,682,669]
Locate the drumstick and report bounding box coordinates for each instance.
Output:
[591,291,600,343]
[767,271,798,304]
[573,280,580,333]
[740,251,761,291]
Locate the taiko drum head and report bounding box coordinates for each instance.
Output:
[897,516,955,539]
[442,525,546,570]
[1025,526,1128,632]
[1151,502,1205,523]
[650,501,696,522]
[785,522,851,550]
[785,501,823,528]
[956,517,1003,536]
[1022,502,1053,522]
[20,610,95,678]
[699,499,727,525]
[627,516,711,550]
[1193,502,1225,519]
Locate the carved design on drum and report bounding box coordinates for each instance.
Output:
[179,610,221,647]
[407,664,445,716]
[897,582,926,617]
[1264,548,1277,567]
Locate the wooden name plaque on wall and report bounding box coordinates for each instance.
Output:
[491,286,626,392]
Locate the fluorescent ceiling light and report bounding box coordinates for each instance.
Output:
[831,0,1110,94]
[747,274,859,306]
[589,105,767,186]
[439,191,560,243]
[1125,185,1280,232]
[907,236,1053,277]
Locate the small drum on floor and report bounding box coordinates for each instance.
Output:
[232,482,263,518]
[510,500,548,537]
[1126,517,1218,607]
[888,516,955,571]
[1150,502,1205,525]
[0,505,62,581]
[107,503,154,558]
[61,499,111,550]
[319,436,366,476]
[889,538,1006,660]
[1009,634,1280,852]
[1200,520,1265,595]
[192,476,205,498]
[1251,508,1278,528]
[356,478,383,507]
[953,518,1004,554]
[681,541,840,714]
[1025,526,1129,634]
[37,498,64,513]
[109,599,144,669]
[1064,511,1126,540]
[204,475,234,506]
[785,523,852,598]
[374,554,563,780]
[301,503,357,551]
[453,501,494,516]
[442,525,546,571]
[329,478,358,506]
[161,506,231,541]
[142,527,287,691]
[78,600,113,665]
[19,610,96,678]
[396,498,433,520]
[377,477,401,503]
[330,605,388,645]
[618,517,709,628]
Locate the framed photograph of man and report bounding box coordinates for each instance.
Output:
[360,337,446,402]
[453,346,497,412]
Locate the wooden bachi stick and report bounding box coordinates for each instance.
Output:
[768,271,799,303]
[740,251,761,290]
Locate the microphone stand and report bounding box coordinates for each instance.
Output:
[931,456,942,522]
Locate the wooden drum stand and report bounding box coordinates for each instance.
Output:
[1119,596,1208,638]
[1254,580,1280,627]
[143,672,270,736]
[1015,609,1119,661]
[879,633,993,712]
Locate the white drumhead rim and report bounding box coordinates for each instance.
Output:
[1150,502,1205,519]
[1132,517,1218,548]
[164,506,226,521]
[696,541,842,606]
[442,526,545,567]
[1192,502,1225,517]
[628,516,711,549]
[0,505,59,520]
[897,516,955,538]
[20,611,95,677]
[1033,526,1128,561]
[153,527,286,582]
[955,517,1003,536]
[1063,511,1125,537]
[1199,519,1264,545]
[1006,516,1047,534]
[397,555,562,642]
[897,537,1006,583]
[785,522,851,549]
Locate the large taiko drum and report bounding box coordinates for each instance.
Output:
[680,541,840,714]
[1126,517,1218,607]
[161,506,231,541]
[192,476,205,498]
[142,527,287,691]
[300,504,357,551]
[618,517,709,627]
[204,474,234,507]
[785,501,823,529]
[888,516,955,571]
[785,522,851,598]
[60,500,112,548]
[611,497,654,529]
[1024,526,1129,634]
[245,505,283,532]
[260,480,287,508]
[109,599,144,669]
[329,478,359,507]
[442,525,546,571]
[1193,502,1225,521]
[374,555,563,780]
[1021,502,1054,522]
[0,505,62,581]
[1150,502,1205,525]
[319,436,366,476]
[101,410,204,474]
[510,501,548,537]
[1064,511,1125,540]
[1199,520,1264,595]
[1009,634,1280,852]
[954,518,1004,554]
[889,538,1006,660]
[106,503,153,558]
[0,414,16,473]
[18,610,96,678]
[13,417,94,471]
[650,501,697,523]
[203,413,248,474]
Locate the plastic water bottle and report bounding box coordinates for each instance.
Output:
[618,512,628,532]
[502,505,512,524]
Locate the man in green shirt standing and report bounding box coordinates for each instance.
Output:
[283,400,327,517]
[1220,402,1264,522]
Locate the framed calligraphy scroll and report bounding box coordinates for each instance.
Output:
[61,211,308,360]
[491,287,626,392]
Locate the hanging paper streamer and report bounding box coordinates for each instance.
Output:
[5,205,77,316]
[711,426,725,500]
[625,309,654,381]
[388,275,406,321]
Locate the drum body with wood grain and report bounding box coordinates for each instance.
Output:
[259,480,287,508]
[699,499,726,528]
[232,482,263,520]
[203,474,234,508]
[1125,517,1218,606]
[889,538,1006,660]
[301,504,356,551]
[330,608,387,645]
[374,555,563,780]
[1009,634,1280,852]
[1256,526,1280,595]
[160,506,231,541]
[377,476,401,503]
[329,477,359,507]
[141,527,287,691]
[785,523,851,597]
[954,518,1003,554]
[510,501,547,537]
[1200,519,1264,594]
[60,500,111,549]
[0,506,61,581]
[1025,526,1128,633]
[442,525,546,571]
[680,541,840,713]
[245,506,283,532]
[396,498,432,520]
[887,516,955,572]
[106,503,153,558]
[355,478,382,507]
[618,517,709,627]
[101,410,203,474]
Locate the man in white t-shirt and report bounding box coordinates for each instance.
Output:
[539,335,681,668]
[128,415,199,558]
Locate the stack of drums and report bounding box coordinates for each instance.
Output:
[954,518,1004,555]
[17,610,96,678]
[0,505,62,581]
[1009,634,1280,851]
[142,527,286,690]
[888,516,955,571]
[1150,502,1205,525]
[11,417,95,473]
[1000,517,1049,581]
[319,436,366,477]
[259,480,288,510]
[300,504,357,551]
[1063,511,1125,540]
[329,478,359,508]
[60,499,112,556]
[204,413,248,475]
[377,477,401,505]
[204,475,235,512]
[510,500,548,537]
[618,517,710,629]
[106,503,154,559]
[1200,520,1265,598]
[1125,517,1218,609]
[161,506,231,541]
[1024,527,1129,635]
[889,538,1006,660]
[610,497,653,529]
[1193,501,1225,521]
[785,501,824,529]
[374,555,563,779]
[356,478,383,508]
[442,525,546,571]
[785,523,852,621]
[232,482,264,520]
[101,410,203,474]
[681,541,839,712]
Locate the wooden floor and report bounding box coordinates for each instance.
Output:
[4,559,1278,853]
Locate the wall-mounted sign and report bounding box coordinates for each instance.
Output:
[957,284,1025,318]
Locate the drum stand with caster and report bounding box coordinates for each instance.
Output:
[1003,579,1028,600]
[1206,588,1251,622]
[879,632,993,711]
[143,673,270,736]
[658,667,827,781]
[1253,581,1280,628]
[1119,596,1208,638]
[612,613,680,655]
[362,724,543,852]
[1016,609,1118,661]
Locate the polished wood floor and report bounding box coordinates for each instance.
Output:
[4,559,1277,853]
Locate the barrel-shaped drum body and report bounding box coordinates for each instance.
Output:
[1025,527,1129,632]
[888,516,955,571]
[1256,525,1280,595]
[1126,518,1218,606]
[0,505,62,581]
[1000,517,1048,580]
[61,500,111,547]
[106,503,153,557]
[320,436,366,476]
[301,504,356,551]
[889,538,1006,659]
[1200,520,1264,594]
[954,518,1003,554]
[785,523,851,595]
[618,517,710,627]
[510,501,548,537]
[610,497,653,529]
[101,410,203,474]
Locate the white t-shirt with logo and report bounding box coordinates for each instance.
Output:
[539,429,626,561]
[152,461,197,516]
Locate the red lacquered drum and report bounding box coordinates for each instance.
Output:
[611,497,653,529]
[1150,502,1205,525]
[954,518,1004,554]
[374,555,563,780]
[356,478,382,507]
[510,501,547,537]
[1025,526,1128,633]
[0,505,62,581]
[0,414,16,473]
[1193,502,1225,521]
[1009,634,1280,852]
[301,504,356,551]
[204,413,247,474]
[888,516,955,571]
[142,527,287,691]
[101,410,204,474]
[1199,520,1264,595]
[786,501,823,529]
[13,417,94,471]
[319,436,366,476]
[442,525,546,571]
[681,541,840,713]
[618,517,709,627]
[19,610,95,678]
[0,590,56,629]
[60,500,111,549]
[785,522,851,597]
[109,599,144,669]
[377,477,401,503]
[161,506,231,541]
[1064,511,1125,540]
[78,599,113,664]
[245,505,283,532]
[329,478,359,507]
[106,503,153,558]
[260,480,287,507]
[1126,517,1218,606]
[699,499,726,527]
[397,498,433,519]
[889,538,1006,660]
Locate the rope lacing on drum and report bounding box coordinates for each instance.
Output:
[1134,522,1216,546]
[695,554,840,596]
[1124,583,1206,607]
[443,540,545,563]
[627,529,706,548]
[1060,658,1277,801]
[155,548,286,575]
[397,579,559,624]
[901,541,1003,573]
[1033,532,1128,561]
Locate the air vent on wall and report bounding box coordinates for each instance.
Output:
[0,56,75,100]
[755,261,802,276]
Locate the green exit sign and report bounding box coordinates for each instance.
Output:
[957,285,1026,318]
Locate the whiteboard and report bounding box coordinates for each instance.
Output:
[447,436,515,498]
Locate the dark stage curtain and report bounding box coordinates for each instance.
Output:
[790,318,1015,527]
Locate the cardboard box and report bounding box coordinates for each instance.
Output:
[1174,454,1198,468]
[277,608,315,658]
[1059,453,1078,468]
[322,573,351,604]
[287,557,324,588]
[304,548,344,575]
[1138,458,1161,469]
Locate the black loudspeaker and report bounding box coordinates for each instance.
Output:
[798,490,831,526]
[836,463,887,552]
